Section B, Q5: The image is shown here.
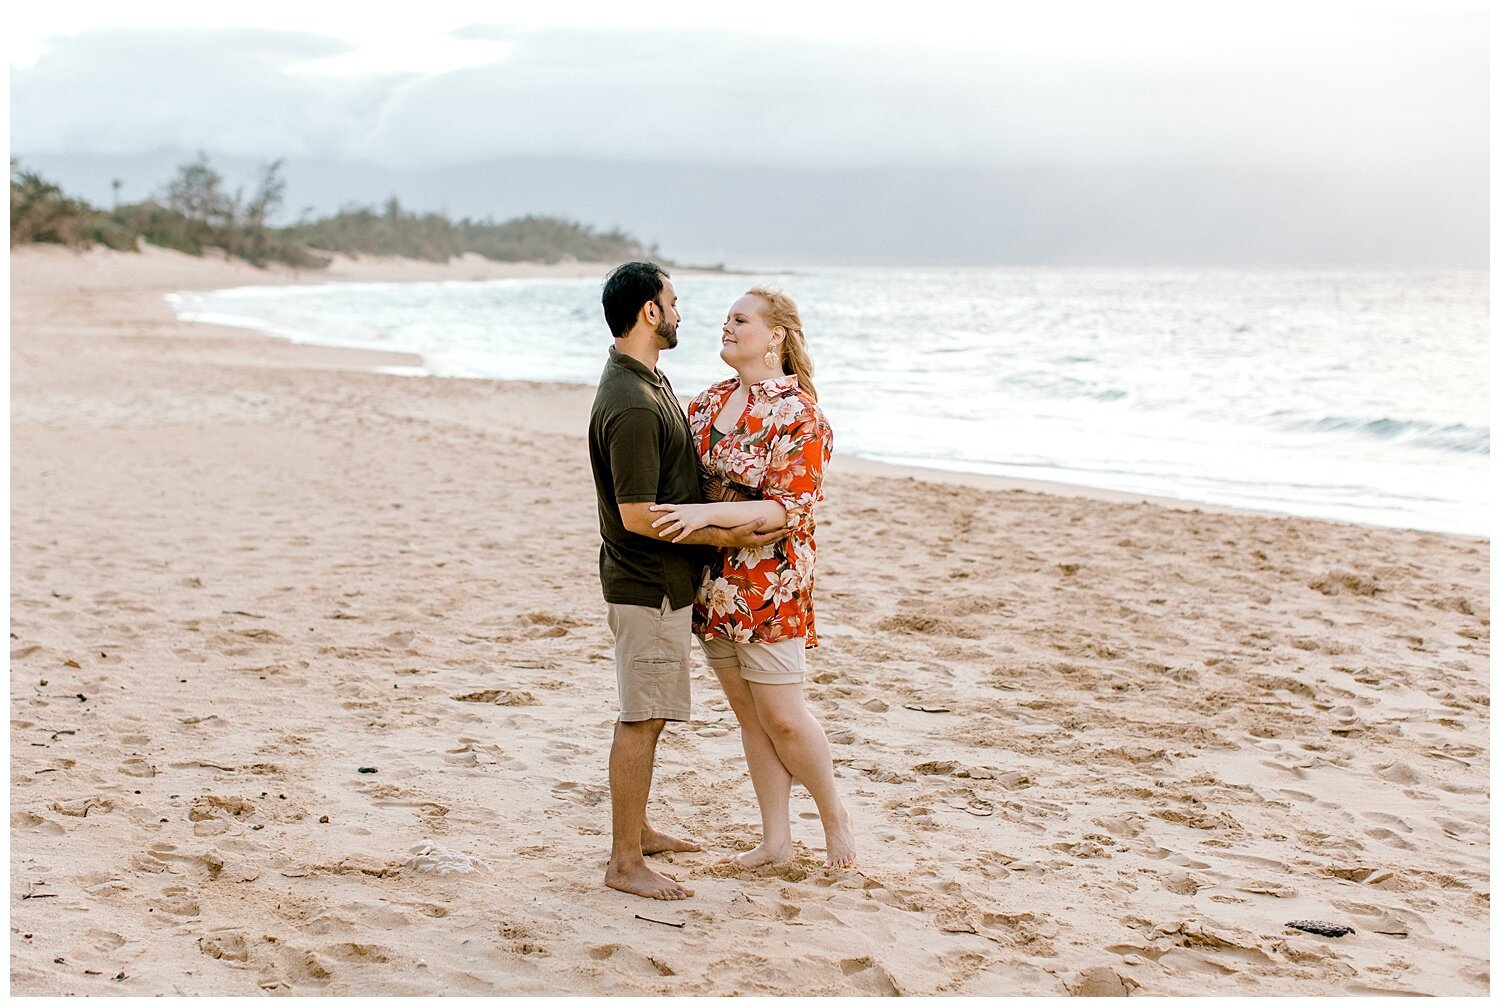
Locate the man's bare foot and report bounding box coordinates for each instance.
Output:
[605,859,693,900]
[823,808,856,868]
[725,840,794,868]
[641,826,702,855]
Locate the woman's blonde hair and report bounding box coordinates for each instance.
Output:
[746,285,817,403]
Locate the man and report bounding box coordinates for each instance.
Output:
[588,262,785,901]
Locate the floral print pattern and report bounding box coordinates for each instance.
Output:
[688,374,832,648]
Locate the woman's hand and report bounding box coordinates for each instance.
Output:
[649,502,712,543]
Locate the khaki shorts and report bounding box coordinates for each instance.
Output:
[607,598,693,722]
[699,635,806,685]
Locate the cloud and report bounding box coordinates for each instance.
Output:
[11,17,1488,181]
[12,27,401,158]
[448,23,513,41]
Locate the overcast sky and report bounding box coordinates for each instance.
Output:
[6,2,1489,266]
[12,3,1487,170]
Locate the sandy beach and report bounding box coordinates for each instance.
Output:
[8,244,1490,995]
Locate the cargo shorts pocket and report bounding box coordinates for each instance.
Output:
[632,657,679,679]
[620,655,689,720]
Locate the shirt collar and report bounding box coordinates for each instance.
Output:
[609,344,666,388]
[747,374,800,397]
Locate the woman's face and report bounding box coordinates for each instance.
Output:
[720,294,782,371]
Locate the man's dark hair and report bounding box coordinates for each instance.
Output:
[602,261,670,339]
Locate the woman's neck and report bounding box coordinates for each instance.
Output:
[734,363,787,387]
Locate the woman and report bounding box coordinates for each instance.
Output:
[649,286,855,869]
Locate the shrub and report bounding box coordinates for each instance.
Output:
[12,156,665,268]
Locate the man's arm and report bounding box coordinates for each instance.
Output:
[683,523,790,548]
[618,502,787,548]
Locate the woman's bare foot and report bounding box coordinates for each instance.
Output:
[823,808,856,868]
[726,839,794,868]
[605,859,694,900]
[641,826,702,855]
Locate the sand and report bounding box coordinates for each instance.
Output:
[8,244,1490,996]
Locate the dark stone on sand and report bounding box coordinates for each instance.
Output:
[1286,920,1355,938]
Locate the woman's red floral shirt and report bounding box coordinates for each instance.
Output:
[687,374,832,648]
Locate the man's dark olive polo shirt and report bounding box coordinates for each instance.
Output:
[588,345,705,610]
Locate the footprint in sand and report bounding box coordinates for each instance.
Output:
[1275,788,1317,804]
[1363,827,1416,851]
[1320,865,1399,888]
[84,929,127,953]
[853,878,924,912]
[49,796,117,818]
[360,900,449,930]
[253,940,335,991]
[198,930,252,963]
[937,903,1060,956]
[1066,967,1141,996]
[1373,759,1425,785]
[1140,843,1213,870]
[117,757,157,778]
[321,941,393,964]
[1435,816,1484,840]
[1330,900,1429,937]
[149,886,202,919]
[451,689,538,706]
[586,943,676,977]
[1233,879,1297,898]
[373,797,450,818]
[837,956,902,994]
[380,630,420,650]
[134,843,228,880]
[1360,811,1413,832]
[551,781,608,807]
[188,795,257,821]
[13,811,66,834]
[444,737,509,767]
[1093,812,1148,838]
[406,841,491,876]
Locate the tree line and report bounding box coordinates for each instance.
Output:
[10,154,661,268]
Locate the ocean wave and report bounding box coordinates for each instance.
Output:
[168,267,1488,534]
[1289,415,1489,455]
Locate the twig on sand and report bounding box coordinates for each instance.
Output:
[635,914,685,928]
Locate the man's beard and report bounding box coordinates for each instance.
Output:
[656,314,678,349]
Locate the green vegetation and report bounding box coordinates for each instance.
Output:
[285,198,657,265]
[10,162,136,251]
[11,154,661,269]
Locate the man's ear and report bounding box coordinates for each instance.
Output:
[642,300,660,326]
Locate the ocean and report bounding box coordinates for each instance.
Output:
[167,267,1489,536]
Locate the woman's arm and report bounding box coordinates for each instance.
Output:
[652,398,831,544]
[760,404,830,536]
[647,499,786,543]
[619,502,787,547]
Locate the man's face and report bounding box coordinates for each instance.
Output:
[653,278,681,349]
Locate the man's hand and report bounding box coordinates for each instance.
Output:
[691,521,790,549]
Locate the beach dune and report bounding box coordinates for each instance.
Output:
[9,245,1490,995]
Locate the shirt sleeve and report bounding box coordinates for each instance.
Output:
[606,407,662,504]
[762,401,829,534]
